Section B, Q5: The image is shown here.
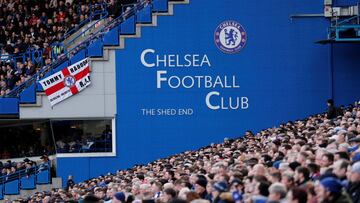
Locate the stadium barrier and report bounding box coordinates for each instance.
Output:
[0,161,51,199]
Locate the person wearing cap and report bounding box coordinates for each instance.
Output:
[347,162,360,203]
[230,179,243,203]
[348,137,360,153]
[195,176,208,199]
[315,177,352,203]
[95,187,106,200]
[211,182,230,203]
[112,192,126,203]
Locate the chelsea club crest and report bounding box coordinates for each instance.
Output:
[64,75,76,88]
[214,20,247,54]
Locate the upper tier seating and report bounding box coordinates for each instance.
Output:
[0,0,138,96]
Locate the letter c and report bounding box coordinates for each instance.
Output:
[206,91,220,110]
[140,49,155,68]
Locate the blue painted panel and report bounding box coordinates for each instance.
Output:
[4,180,19,195]
[88,38,104,57]
[333,0,359,6]
[37,170,50,184]
[332,43,360,105]
[113,0,331,170]
[57,0,360,184]
[53,61,70,73]
[70,49,86,64]
[136,5,152,23]
[153,0,168,12]
[103,27,119,46]
[20,175,36,190]
[57,158,90,187]
[0,98,19,115]
[120,15,135,35]
[19,83,36,104]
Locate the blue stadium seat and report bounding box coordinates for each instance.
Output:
[20,175,36,190]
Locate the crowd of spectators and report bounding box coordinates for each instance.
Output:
[5,100,360,203]
[0,0,99,96]
[0,155,50,179]
[0,0,140,96]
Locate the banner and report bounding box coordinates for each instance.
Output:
[40,58,91,106]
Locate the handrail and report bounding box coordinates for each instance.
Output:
[58,3,109,42]
[5,0,151,98]
[50,7,109,60]
[0,161,50,184]
[0,48,43,67]
[331,15,360,27]
[60,12,109,56]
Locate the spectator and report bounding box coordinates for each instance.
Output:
[294,167,310,188]
[287,187,307,203]
[268,183,287,203]
[316,177,352,203]
[162,188,177,203]
[347,162,360,203]
[66,175,75,190]
[327,99,338,119]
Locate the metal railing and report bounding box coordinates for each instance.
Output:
[0,161,51,198]
[5,0,152,98]
[0,48,43,67]
[57,3,109,43]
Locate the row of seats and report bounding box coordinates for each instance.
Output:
[0,162,51,200]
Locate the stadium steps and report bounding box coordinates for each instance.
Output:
[0,178,62,203]
[18,0,189,109]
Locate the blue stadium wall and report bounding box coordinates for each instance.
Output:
[56,0,360,184]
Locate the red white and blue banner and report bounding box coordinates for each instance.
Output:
[40,58,91,106]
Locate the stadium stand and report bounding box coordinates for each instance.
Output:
[0,0,138,96]
[3,101,360,202]
[1,0,360,202]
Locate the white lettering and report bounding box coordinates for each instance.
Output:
[156,70,167,88]
[140,49,155,68]
[206,91,220,110]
